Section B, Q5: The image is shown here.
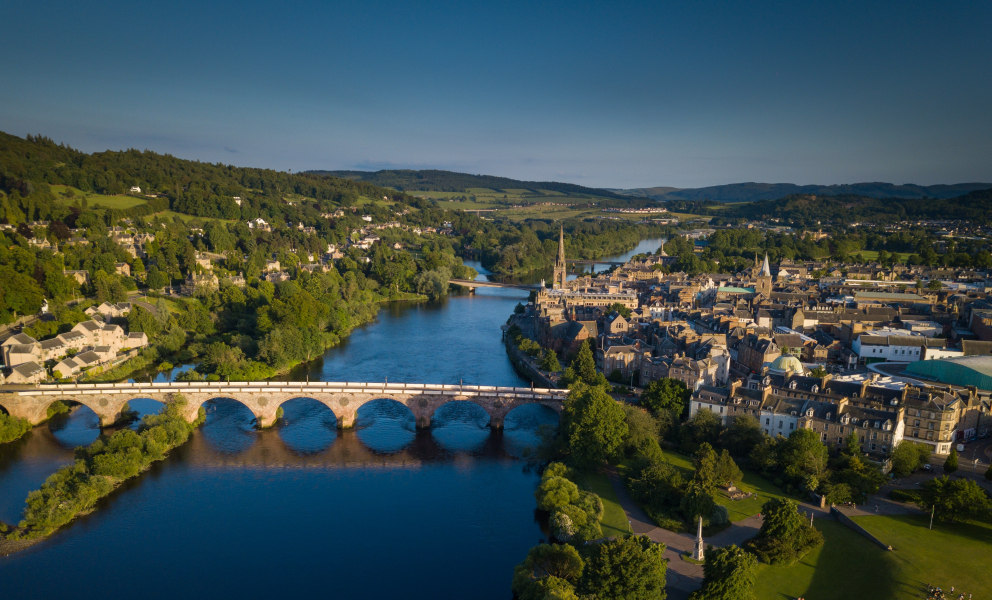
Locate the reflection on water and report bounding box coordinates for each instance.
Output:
[277,398,338,455]
[431,402,490,453]
[355,399,417,454]
[49,404,100,448]
[200,398,258,454]
[125,398,165,430]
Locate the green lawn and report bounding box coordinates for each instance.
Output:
[715,470,795,522]
[153,210,238,225]
[754,514,992,600]
[623,449,794,523]
[50,184,147,209]
[855,250,912,262]
[576,470,631,538]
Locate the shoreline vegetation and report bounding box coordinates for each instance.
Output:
[0,395,204,552]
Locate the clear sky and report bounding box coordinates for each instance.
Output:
[1,0,990,188]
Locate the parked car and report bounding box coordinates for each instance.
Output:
[956,443,966,452]
[923,463,932,471]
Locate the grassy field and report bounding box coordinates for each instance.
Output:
[152,210,238,225]
[50,185,148,209]
[576,470,632,537]
[856,250,913,262]
[619,449,793,525]
[754,514,992,600]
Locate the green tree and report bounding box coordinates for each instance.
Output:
[562,385,629,468]
[536,476,580,512]
[578,535,667,600]
[512,543,585,600]
[943,447,958,474]
[721,414,764,458]
[927,279,943,290]
[607,302,632,319]
[714,450,744,488]
[693,442,720,492]
[689,545,757,600]
[145,266,170,290]
[746,498,823,565]
[640,378,691,418]
[843,431,862,456]
[781,428,829,489]
[568,340,603,387]
[889,441,931,477]
[917,476,992,522]
[540,349,562,373]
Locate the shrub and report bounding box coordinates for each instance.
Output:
[710,504,730,526]
[577,491,604,522]
[0,413,32,444]
[542,462,572,481]
[889,488,921,503]
[536,476,580,512]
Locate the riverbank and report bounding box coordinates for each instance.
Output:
[0,397,205,549]
[82,291,431,386]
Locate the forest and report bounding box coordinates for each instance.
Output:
[307,168,626,198]
[712,189,992,227]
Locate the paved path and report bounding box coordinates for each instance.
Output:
[604,466,702,600]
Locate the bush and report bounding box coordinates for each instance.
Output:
[0,412,32,444]
[542,462,572,481]
[710,504,730,526]
[889,488,921,503]
[550,511,576,541]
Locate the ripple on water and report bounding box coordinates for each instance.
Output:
[502,404,561,459]
[199,399,258,454]
[430,401,491,453]
[355,399,416,454]
[277,398,338,454]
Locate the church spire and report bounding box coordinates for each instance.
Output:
[552,225,567,289]
[761,253,772,277]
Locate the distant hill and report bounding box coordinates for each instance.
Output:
[717,188,992,226]
[621,182,992,202]
[306,169,627,199]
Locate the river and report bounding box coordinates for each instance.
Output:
[0,238,665,599]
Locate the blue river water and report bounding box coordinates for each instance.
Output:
[0,239,664,599]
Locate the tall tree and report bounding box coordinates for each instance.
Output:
[562,385,629,468]
[578,536,667,600]
[689,545,757,600]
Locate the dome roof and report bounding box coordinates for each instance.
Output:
[769,354,804,374]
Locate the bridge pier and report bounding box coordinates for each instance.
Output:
[337,413,356,429]
[490,416,503,430]
[416,415,431,429]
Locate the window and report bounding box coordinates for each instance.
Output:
[779,420,783,429]
[789,423,794,430]
[765,418,770,425]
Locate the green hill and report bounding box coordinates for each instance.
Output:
[307,168,627,199]
[0,131,421,222]
[621,181,992,203]
[718,189,992,226]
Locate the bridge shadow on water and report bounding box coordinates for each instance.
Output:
[185,398,560,468]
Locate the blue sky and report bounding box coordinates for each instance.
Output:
[1,0,990,188]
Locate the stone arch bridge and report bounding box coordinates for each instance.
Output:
[0,381,566,429]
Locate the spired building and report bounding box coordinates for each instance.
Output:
[553,226,567,289]
[751,253,773,297]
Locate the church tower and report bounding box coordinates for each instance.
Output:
[753,253,772,297]
[553,226,567,289]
